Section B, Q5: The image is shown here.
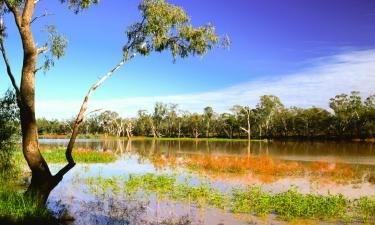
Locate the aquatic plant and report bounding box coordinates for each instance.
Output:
[81,173,375,223]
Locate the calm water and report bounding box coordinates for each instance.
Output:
[39,139,375,225]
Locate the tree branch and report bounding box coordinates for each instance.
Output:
[4,1,22,28]
[65,56,133,164]
[240,126,249,133]
[85,108,103,117]
[53,162,75,184]
[37,45,48,54]
[31,11,53,24]
[0,36,20,94]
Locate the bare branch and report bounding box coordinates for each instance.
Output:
[37,45,48,54]
[240,127,249,133]
[85,108,103,117]
[65,57,131,164]
[4,1,22,28]
[0,35,20,94]
[31,10,53,24]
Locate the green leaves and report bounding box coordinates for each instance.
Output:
[40,25,68,72]
[124,0,229,61]
[59,0,99,14]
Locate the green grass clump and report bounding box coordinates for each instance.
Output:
[352,196,375,223]
[0,191,53,222]
[231,185,273,216]
[13,148,118,164]
[272,189,347,220]
[41,149,117,164]
[0,162,56,224]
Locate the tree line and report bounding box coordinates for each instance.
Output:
[37,91,375,140]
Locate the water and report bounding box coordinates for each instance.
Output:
[39,139,375,225]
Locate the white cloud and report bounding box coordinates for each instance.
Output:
[37,49,375,119]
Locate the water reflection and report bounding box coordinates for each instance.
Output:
[39,139,375,165]
[41,139,375,224]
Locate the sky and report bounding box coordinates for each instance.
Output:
[1,0,375,119]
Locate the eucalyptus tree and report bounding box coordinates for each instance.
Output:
[203,106,214,138]
[166,103,178,137]
[187,113,204,138]
[219,112,238,139]
[152,102,167,137]
[0,0,227,205]
[231,105,252,140]
[255,95,284,138]
[363,95,375,137]
[329,92,365,137]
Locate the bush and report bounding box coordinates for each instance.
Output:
[0,90,19,173]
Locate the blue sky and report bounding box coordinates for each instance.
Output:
[1,0,375,118]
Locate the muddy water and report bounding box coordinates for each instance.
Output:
[40,139,375,225]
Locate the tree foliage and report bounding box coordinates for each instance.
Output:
[123,0,229,61]
[37,92,375,140]
[59,0,99,13]
[0,90,19,171]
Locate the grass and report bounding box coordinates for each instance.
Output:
[0,191,54,223]
[42,148,117,163]
[14,148,118,164]
[81,173,375,223]
[0,163,57,225]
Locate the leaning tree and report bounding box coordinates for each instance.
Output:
[0,0,228,206]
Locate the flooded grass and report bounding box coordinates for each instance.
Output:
[14,148,117,164]
[80,173,375,223]
[0,170,56,224]
[42,148,117,164]
[0,191,54,224]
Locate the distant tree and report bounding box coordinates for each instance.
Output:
[329,91,366,138]
[219,113,238,139]
[231,105,252,140]
[166,104,178,137]
[255,95,284,138]
[187,113,204,138]
[203,106,214,138]
[152,102,167,138]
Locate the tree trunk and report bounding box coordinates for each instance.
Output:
[15,14,58,205]
[4,1,75,206]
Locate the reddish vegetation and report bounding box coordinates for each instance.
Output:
[152,154,360,183]
[74,148,113,156]
[39,134,67,139]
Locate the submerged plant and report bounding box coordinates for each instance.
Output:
[80,173,375,223]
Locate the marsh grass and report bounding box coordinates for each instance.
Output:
[0,166,57,225]
[0,191,53,222]
[14,148,117,164]
[82,173,375,223]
